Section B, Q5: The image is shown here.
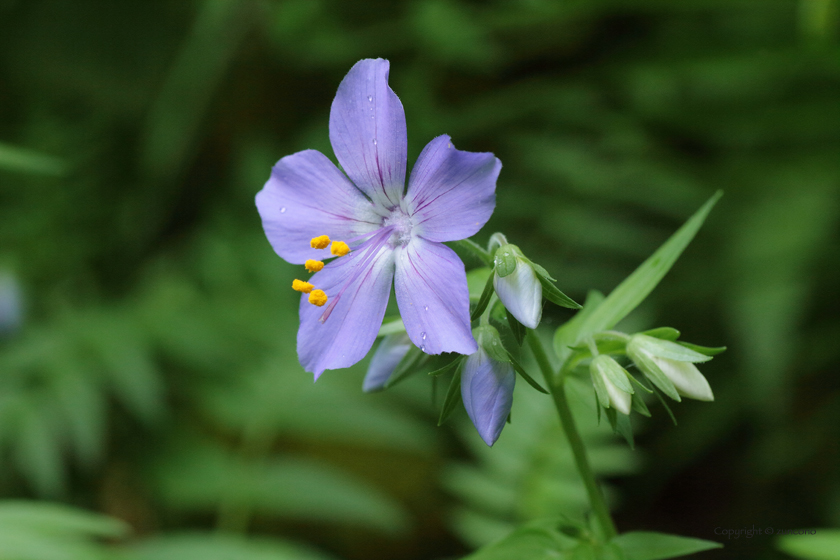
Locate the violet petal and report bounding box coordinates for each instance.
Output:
[393,238,477,356]
[256,149,381,264]
[297,245,396,378]
[329,58,407,209]
[406,135,500,243]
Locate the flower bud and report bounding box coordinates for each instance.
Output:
[362,333,412,392]
[626,334,714,402]
[493,244,542,329]
[589,355,634,415]
[461,325,515,446]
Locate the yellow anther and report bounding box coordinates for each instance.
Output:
[292,279,313,293]
[305,259,324,273]
[308,289,328,307]
[330,241,350,257]
[310,235,331,249]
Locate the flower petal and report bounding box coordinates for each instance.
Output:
[363,333,412,393]
[461,348,515,446]
[651,357,715,402]
[493,259,542,329]
[256,149,381,264]
[297,244,396,377]
[329,58,407,208]
[406,135,500,242]
[394,238,477,355]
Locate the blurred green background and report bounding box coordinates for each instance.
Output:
[1,1,838,559]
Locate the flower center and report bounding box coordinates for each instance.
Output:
[382,207,414,248]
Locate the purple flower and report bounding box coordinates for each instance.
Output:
[256,59,501,378]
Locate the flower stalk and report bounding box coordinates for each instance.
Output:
[526,330,618,541]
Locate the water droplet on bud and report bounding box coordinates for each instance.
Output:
[421,332,427,340]
[280,207,286,213]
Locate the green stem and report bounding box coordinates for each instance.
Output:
[526,331,618,541]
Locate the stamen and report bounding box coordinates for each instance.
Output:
[308,289,328,307]
[330,241,350,257]
[310,235,331,249]
[292,279,313,293]
[305,259,324,272]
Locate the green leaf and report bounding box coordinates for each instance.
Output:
[506,351,549,394]
[777,529,840,560]
[676,342,727,357]
[0,142,68,176]
[506,308,526,346]
[630,392,651,417]
[123,532,337,560]
[429,356,462,377]
[631,336,711,364]
[530,261,557,283]
[0,501,129,538]
[438,362,464,426]
[612,531,722,560]
[472,271,497,321]
[462,519,578,560]
[604,408,634,450]
[640,327,680,341]
[537,274,582,309]
[554,291,605,366]
[564,192,722,354]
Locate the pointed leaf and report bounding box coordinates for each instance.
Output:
[428,356,462,377]
[631,392,651,417]
[604,408,634,450]
[612,531,722,560]
[437,363,464,426]
[537,274,582,309]
[506,308,527,346]
[570,191,722,349]
[506,351,549,394]
[677,342,727,357]
[471,271,496,321]
[640,327,680,341]
[777,529,840,560]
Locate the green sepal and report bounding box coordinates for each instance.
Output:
[630,391,651,417]
[452,238,493,266]
[677,341,727,356]
[437,362,464,426]
[630,334,711,364]
[471,271,496,321]
[493,245,518,277]
[428,356,462,377]
[476,325,510,363]
[506,350,549,394]
[640,327,680,341]
[597,356,634,394]
[627,372,654,394]
[640,377,678,425]
[591,366,610,409]
[506,308,527,346]
[605,407,634,450]
[611,531,722,559]
[538,275,581,309]
[630,350,681,402]
[529,261,556,282]
[384,345,427,389]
